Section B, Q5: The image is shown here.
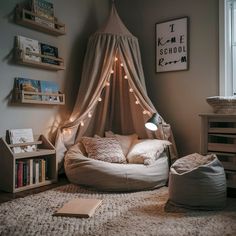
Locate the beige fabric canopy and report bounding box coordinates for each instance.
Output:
[56,4,178,170]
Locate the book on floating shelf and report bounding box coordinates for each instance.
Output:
[14,77,64,104]
[15,35,64,70]
[15,77,41,101]
[16,35,41,62]
[40,80,60,102]
[54,198,103,218]
[40,43,59,65]
[8,128,36,154]
[32,0,55,28]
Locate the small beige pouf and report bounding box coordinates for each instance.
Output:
[168,153,227,210]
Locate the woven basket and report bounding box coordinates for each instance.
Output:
[206,96,236,114]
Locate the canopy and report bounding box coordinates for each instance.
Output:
[56,4,178,169]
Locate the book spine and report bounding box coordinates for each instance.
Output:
[17,161,23,188]
[23,161,27,186]
[29,159,33,185]
[33,159,36,184]
[35,160,39,184]
[15,161,18,188]
[27,159,30,185]
[45,157,49,179]
[39,159,42,182]
[41,159,46,182]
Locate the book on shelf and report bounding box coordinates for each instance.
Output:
[17,161,23,188]
[15,77,41,101]
[32,0,55,28]
[15,78,61,103]
[35,160,39,184]
[40,80,60,102]
[8,128,36,154]
[54,198,103,218]
[15,158,48,188]
[16,35,41,62]
[40,43,59,65]
[29,159,33,185]
[23,161,28,186]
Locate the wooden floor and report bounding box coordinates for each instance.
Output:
[0,174,69,204]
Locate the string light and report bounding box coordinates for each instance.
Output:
[143,110,148,115]
[63,128,72,135]
[76,57,151,130]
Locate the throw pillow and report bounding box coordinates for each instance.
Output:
[105,131,138,156]
[171,153,216,174]
[81,137,126,163]
[127,139,171,165]
[75,141,87,156]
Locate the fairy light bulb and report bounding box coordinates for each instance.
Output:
[143,110,148,115]
[135,100,140,105]
[129,88,133,93]
[80,121,84,127]
[106,81,110,86]
[63,128,71,135]
[98,97,102,102]
[124,75,128,79]
[120,63,124,67]
[111,69,114,74]
[88,112,92,118]
[115,57,118,62]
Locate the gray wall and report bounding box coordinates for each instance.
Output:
[0,0,109,140]
[116,0,219,156]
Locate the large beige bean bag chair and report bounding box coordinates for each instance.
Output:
[64,140,169,192]
[168,153,227,210]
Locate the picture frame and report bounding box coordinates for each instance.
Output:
[155,16,189,73]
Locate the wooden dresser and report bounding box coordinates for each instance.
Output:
[199,113,236,192]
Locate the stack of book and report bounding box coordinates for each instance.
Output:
[15,158,48,188]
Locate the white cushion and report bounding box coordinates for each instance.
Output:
[171,153,215,174]
[81,137,126,163]
[105,131,138,156]
[127,139,171,165]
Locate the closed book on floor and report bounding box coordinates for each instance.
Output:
[54,198,102,218]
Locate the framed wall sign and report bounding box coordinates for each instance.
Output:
[155,17,189,73]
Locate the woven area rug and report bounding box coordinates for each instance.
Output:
[0,184,236,236]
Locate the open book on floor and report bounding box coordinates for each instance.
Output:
[54,198,102,218]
